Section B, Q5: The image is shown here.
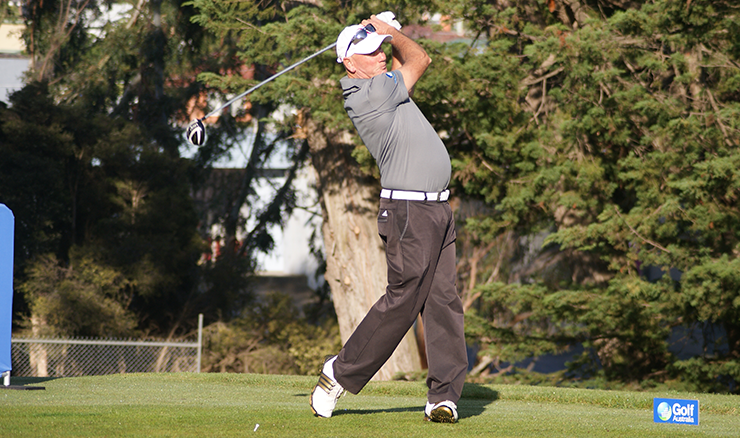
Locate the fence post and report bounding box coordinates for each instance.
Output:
[197,313,203,373]
[1,204,14,386]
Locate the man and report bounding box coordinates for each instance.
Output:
[309,14,468,423]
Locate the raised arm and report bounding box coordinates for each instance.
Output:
[362,15,431,92]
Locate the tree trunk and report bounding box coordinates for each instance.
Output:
[30,315,49,377]
[304,117,421,381]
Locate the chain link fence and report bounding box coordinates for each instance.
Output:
[8,315,203,378]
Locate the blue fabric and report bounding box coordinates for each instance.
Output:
[0,204,14,374]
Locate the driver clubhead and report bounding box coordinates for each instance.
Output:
[186,119,206,146]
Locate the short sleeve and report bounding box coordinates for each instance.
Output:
[365,70,409,112]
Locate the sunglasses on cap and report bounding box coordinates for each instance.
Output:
[344,24,377,58]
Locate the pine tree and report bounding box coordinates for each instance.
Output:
[429,0,740,391]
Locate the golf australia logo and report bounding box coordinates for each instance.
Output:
[653,398,699,426]
[656,402,672,421]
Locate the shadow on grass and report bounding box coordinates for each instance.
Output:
[1,376,57,390]
[327,383,498,420]
[459,383,498,420]
[336,406,423,417]
[10,376,59,385]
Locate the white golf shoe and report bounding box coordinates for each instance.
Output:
[309,355,345,418]
[424,400,459,423]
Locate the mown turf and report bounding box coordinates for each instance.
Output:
[0,373,737,437]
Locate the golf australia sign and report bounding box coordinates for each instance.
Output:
[653,398,699,426]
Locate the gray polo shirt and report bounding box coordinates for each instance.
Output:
[340,70,451,192]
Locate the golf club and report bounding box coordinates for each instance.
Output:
[186,41,338,146]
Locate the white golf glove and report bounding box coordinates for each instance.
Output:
[376,11,402,31]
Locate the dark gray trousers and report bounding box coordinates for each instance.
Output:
[334,198,468,403]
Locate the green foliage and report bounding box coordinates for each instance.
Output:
[0,78,210,335]
[201,292,341,375]
[0,83,76,267]
[425,0,740,392]
[18,253,137,338]
[670,356,740,394]
[183,0,740,391]
[0,0,21,23]
[11,0,739,393]
[1,0,281,337]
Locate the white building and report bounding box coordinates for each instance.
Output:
[0,23,29,103]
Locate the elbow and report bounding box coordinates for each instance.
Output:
[418,53,431,75]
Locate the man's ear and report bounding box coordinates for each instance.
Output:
[343,57,356,74]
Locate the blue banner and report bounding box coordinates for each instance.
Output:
[653,398,699,426]
[0,204,14,374]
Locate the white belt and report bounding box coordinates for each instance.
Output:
[380,189,450,202]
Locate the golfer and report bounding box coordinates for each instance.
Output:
[310,14,468,423]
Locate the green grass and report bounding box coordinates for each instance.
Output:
[1,373,738,437]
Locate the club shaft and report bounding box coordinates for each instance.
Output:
[202,42,338,121]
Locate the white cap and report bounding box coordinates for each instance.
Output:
[336,25,392,63]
